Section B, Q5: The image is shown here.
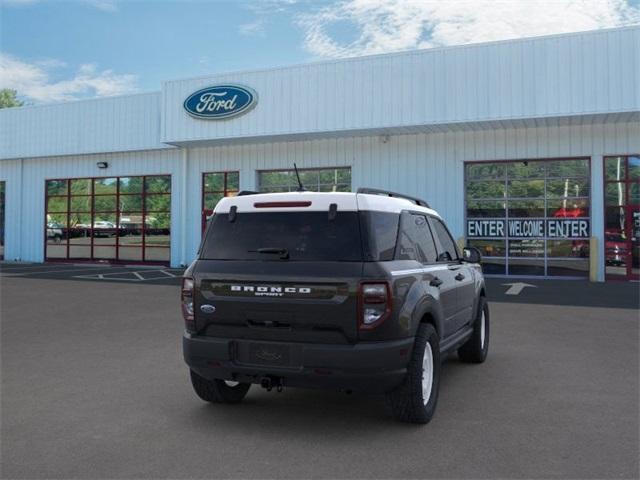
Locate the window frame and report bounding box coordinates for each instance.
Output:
[44,174,171,264]
[201,171,240,232]
[428,216,460,263]
[464,157,592,277]
[394,210,440,264]
[603,154,640,280]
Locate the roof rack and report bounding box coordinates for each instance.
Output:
[357,187,430,208]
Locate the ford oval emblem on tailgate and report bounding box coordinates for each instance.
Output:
[200,304,216,314]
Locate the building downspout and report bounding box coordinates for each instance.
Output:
[590,155,604,282]
[180,148,188,267]
[18,158,24,262]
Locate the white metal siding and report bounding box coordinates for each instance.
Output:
[180,121,639,278]
[0,159,22,260]
[0,92,169,160]
[1,121,638,275]
[0,149,183,265]
[162,27,640,145]
[0,120,637,277]
[2,28,637,161]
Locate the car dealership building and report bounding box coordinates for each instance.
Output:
[0,26,638,281]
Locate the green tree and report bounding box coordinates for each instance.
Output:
[0,89,24,109]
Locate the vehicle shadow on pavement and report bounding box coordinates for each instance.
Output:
[182,356,470,433]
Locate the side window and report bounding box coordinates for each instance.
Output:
[418,217,438,262]
[395,213,437,263]
[431,217,459,262]
[360,211,400,261]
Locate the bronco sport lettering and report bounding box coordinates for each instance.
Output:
[230,285,312,295]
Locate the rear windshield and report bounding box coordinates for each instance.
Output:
[200,210,401,262]
[201,212,363,261]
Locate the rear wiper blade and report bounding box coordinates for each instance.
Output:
[249,247,290,259]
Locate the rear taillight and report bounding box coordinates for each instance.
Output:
[181,277,195,331]
[358,282,392,330]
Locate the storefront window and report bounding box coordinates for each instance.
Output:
[258,167,351,193]
[466,200,506,218]
[507,179,545,197]
[465,180,505,199]
[465,158,591,277]
[201,171,239,231]
[629,156,640,180]
[506,161,546,178]
[466,163,506,180]
[604,155,640,280]
[507,200,545,218]
[45,175,171,263]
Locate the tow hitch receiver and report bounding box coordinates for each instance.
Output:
[260,376,284,392]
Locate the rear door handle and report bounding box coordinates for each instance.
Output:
[430,277,443,287]
[455,273,465,281]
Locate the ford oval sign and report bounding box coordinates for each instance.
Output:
[183,84,257,120]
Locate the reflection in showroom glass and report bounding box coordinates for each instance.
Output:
[45,175,171,263]
[465,158,590,277]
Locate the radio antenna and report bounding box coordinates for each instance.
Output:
[293,163,305,192]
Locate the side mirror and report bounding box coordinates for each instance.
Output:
[463,246,482,264]
[437,252,452,262]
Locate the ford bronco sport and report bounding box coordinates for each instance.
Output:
[182,188,489,424]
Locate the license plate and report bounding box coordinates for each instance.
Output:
[248,343,290,366]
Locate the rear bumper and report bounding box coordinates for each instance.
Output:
[183,333,414,393]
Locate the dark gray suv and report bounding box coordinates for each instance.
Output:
[182,188,489,424]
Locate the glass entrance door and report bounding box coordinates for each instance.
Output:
[604,156,639,280]
[464,158,591,277]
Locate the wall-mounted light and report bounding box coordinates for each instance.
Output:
[97,162,109,169]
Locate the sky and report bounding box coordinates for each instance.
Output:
[1,0,639,104]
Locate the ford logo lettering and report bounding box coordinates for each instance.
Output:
[183,84,257,120]
[200,304,216,314]
[255,349,282,362]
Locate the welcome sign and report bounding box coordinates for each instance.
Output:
[184,84,257,119]
[467,219,590,238]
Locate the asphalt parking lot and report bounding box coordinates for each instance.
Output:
[0,262,183,285]
[1,263,639,479]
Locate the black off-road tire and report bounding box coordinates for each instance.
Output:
[458,296,489,363]
[386,323,441,424]
[189,370,251,404]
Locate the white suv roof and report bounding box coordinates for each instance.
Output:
[214,191,440,218]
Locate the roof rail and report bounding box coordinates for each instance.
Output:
[357,187,430,208]
[236,190,260,196]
